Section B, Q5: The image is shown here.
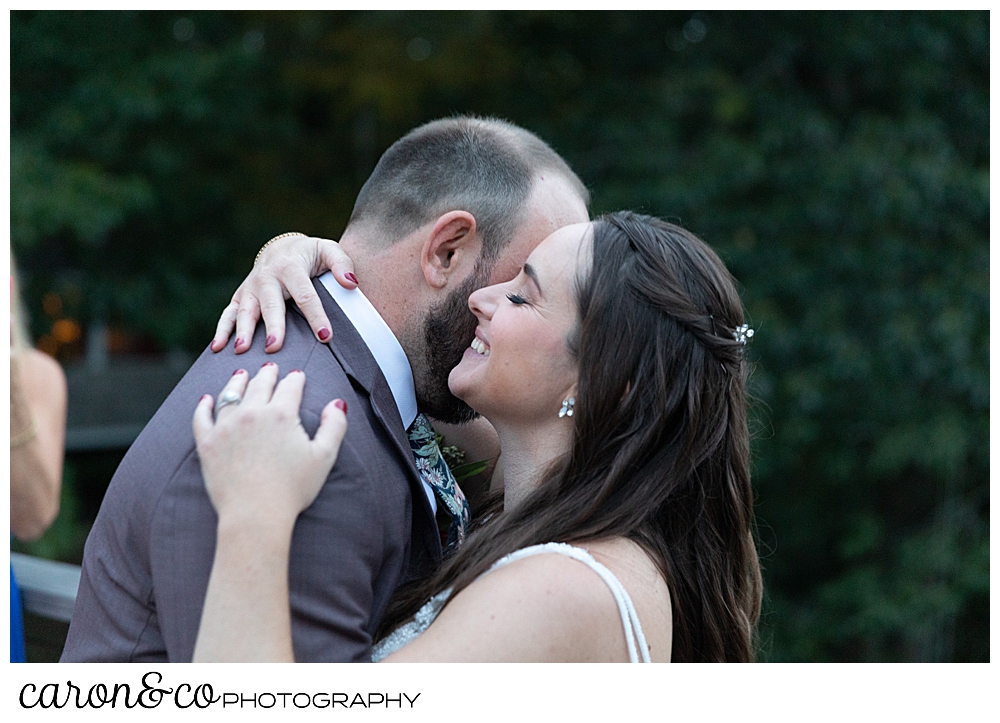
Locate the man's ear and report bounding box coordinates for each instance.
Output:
[421,211,481,289]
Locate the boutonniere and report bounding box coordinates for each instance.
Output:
[437,434,489,484]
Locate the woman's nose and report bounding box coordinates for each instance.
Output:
[468,283,500,319]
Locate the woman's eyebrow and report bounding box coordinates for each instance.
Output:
[523,263,544,297]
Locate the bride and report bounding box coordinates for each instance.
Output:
[191,212,762,662]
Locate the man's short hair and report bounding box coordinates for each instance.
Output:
[347,116,589,267]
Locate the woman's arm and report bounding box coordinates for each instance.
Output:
[10,348,67,541]
[191,365,347,662]
[194,513,299,661]
[211,233,358,355]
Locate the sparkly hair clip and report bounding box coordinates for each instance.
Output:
[733,324,754,345]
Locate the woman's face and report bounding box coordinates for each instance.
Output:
[448,222,592,424]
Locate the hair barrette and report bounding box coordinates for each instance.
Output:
[734,324,754,345]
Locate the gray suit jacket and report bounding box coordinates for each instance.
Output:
[62,281,442,662]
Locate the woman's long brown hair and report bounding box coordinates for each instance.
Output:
[379,211,763,662]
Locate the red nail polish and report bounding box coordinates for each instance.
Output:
[290,369,303,374]
[263,361,276,368]
[345,273,358,284]
[234,338,244,348]
[266,334,277,348]
[334,399,347,414]
[318,328,331,342]
[233,368,246,376]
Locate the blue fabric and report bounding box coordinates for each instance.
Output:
[11,564,26,663]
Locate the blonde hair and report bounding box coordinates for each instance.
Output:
[10,252,32,353]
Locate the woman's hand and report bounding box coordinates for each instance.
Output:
[211,233,358,355]
[192,363,348,531]
[192,363,348,662]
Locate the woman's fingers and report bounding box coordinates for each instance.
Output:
[243,363,279,406]
[233,294,263,354]
[256,280,288,353]
[258,371,347,467]
[213,368,251,414]
[212,233,355,354]
[320,239,358,291]
[192,393,216,442]
[211,300,240,352]
[192,364,345,527]
[283,268,332,344]
[271,367,306,412]
[315,398,349,464]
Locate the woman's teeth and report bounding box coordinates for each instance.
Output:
[470,338,489,357]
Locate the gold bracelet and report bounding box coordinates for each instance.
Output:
[10,418,37,449]
[255,232,306,266]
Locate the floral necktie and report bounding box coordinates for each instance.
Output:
[406,413,471,553]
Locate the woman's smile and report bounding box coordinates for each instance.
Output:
[467,332,490,358]
[448,223,591,424]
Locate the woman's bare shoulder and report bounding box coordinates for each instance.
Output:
[18,348,68,399]
[385,540,673,662]
[580,537,673,662]
[383,548,636,662]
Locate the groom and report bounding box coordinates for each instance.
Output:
[62,116,589,662]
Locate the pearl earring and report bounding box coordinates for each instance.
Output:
[558,397,575,418]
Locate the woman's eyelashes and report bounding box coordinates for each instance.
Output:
[506,293,528,305]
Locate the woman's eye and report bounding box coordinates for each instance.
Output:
[506,293,528,305]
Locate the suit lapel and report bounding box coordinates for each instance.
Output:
[303,279,442,562]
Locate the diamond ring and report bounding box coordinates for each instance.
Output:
[215,389,243,416]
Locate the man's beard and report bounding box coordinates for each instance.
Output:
[417,268,488,424]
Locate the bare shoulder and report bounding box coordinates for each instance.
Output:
[384,541,671,662]
[17,349,68,410]
[581,538,673,662]
[387,550,628,662]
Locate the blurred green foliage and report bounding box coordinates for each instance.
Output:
[11,10,988,661]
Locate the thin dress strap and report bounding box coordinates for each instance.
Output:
[484,542,652,663]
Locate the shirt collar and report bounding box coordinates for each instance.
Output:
[317,272,417,429]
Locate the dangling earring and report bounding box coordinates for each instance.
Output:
[558,397,575,418]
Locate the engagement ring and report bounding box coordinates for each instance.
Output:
[215,389,243,416]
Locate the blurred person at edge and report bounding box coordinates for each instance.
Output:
[10,255,68,662]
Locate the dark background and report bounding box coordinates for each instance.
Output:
[10,10,988,662]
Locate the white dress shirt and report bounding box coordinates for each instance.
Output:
[318,272,436,514]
